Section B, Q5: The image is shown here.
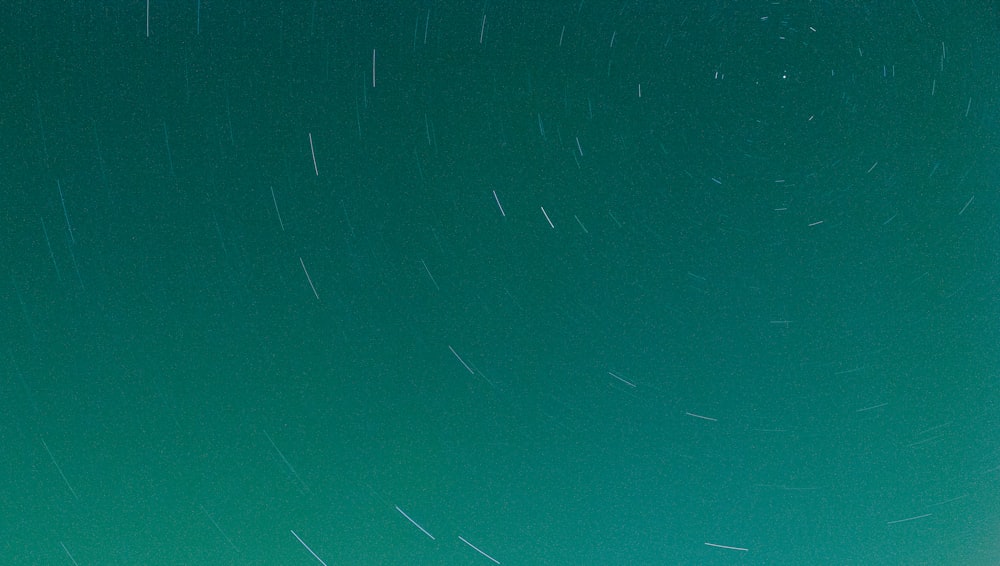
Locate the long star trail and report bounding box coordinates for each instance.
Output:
[40,437,78,500]
[56,179,74,245]
[290,530,328,566]
[299,257,320,300]
[40,216,62,282]
[262,428,309,493]
[705,542,748,552]
[459,536,501,564]
[60,542,80,566]
[448,345,475,374]
[395,505,435,540]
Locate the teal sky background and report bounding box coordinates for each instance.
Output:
[0,1,997,564]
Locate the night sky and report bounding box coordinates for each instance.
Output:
[1,1,998,565]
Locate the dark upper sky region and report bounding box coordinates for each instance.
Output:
[0,1,997,565]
